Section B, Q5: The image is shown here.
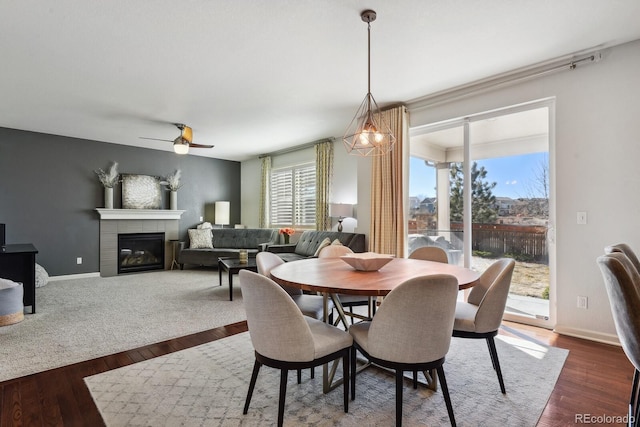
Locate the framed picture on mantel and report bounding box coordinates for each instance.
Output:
[121,174,162,209]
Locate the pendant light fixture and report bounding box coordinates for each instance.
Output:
[343,9,395,156]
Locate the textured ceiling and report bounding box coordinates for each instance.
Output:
[1,0,639,161]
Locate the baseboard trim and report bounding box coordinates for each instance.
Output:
[553,325,620,346]
[48,272,101,282]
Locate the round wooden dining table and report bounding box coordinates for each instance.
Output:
[269,257,480,296]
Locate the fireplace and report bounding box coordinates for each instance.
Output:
[118,233,165,274]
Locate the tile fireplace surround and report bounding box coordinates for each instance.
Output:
[95,209,185,277]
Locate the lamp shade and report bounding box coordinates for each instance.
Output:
[330,203,353,219]
[214,201,230,225]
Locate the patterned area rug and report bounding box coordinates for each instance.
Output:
[85,331,568,426]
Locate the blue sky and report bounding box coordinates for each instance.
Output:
[409,152,548,199]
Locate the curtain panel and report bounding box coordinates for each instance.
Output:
[315,140,334,230]
[369,105,409,257]
[259,156,271,228]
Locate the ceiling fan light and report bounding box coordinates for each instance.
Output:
[173,137,189,154]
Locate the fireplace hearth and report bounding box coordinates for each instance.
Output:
[118,232,165,274]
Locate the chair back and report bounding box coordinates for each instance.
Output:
[256,251,301,296]
[367,274,458,363]
[597,252,640,371]
[318,245,354,258]
[239,270,315,361]
[408,246,449,264]
[466,258,515,333]
[605,243,640,275]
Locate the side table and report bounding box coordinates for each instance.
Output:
[218,257,258,301]
[169,240,181,270]
[0,243,38,313]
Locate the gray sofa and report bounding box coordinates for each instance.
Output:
[178,228,279,269]
[267,230,366,262]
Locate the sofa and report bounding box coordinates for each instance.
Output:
[267,230,366,262]
[178,228,279,269]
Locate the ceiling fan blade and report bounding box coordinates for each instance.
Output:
[139,137,173,142]
[188,143,214,149]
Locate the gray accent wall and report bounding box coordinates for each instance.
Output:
[0,127,240,276]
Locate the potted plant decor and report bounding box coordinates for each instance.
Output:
[163,169,183,210]
[94,161,119,209]
[279,227,295,244]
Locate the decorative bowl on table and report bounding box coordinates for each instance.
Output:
[340,252,395,271]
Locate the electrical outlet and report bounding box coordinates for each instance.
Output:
[577,295,588,309]
[577,211,587,225]
[76,257,82,265]
[199,216,203,222]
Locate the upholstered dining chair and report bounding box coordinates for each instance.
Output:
[597,252,640,425]
[240,270,352,427]
[452,257,515,394]
[409,246,449,264]
[605,243,640,275]
[317,245,376,325]
[349,274,459,427]
[256,251,333,321]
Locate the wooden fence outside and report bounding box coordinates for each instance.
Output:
[449,222,548,261]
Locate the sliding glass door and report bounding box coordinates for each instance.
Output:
[409,100,555,328]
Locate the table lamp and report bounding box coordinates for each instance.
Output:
[330,203,353,232]
[215,201,230,228]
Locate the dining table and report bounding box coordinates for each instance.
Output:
[269,256,481,393]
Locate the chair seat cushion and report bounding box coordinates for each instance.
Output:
[291,294,334,320]
[453,301,479,332]
[306,317,353,359]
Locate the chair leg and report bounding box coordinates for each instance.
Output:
[297,369,302,384]
[436,366,456,427]
[413,370,418,389]
[351,346,357,400]
[311,367,315,379]
[486,336,506,394]
[243,360,261,414]
[343,350,350,413]
[396,370,404,427]
[631,368,640,426]
[277,369,288,427]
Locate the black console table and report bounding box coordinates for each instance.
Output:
[0,243,38,313]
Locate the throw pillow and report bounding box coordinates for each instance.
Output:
[313,237,332,257]
[331,239,343,246]
[188,229,213,249]
[197,222,213,230]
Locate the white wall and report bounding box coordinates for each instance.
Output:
[409,39,640,343]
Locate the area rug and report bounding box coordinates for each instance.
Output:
[85,331,568,426]
[0,269,246,382]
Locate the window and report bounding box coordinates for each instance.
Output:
[270,163,316,227]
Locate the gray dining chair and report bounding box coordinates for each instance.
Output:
[256,251,333,321]
[317,245,376,325]
[349,274,459,426]
[605,243,640,275]
[409,246,449,264]
[240,270,352,427]
[452,258,515,394]
[597,252,640,425]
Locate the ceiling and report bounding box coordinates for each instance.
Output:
[1,1,639,162]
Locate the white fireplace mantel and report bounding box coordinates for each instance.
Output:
[95,208,186,220]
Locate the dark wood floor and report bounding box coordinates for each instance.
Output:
[0,320,633,426]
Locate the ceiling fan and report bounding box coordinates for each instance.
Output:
[140,123,214,154]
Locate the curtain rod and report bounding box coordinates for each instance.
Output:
[407,49,604,111]
[258,137,334,158]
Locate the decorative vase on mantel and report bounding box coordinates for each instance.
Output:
[170,191,178,210]
[104,187,114,209]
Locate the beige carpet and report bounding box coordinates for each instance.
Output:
[0,269,246,382]
[85,331,568,426]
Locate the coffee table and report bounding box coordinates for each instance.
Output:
[218,256,258,301]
